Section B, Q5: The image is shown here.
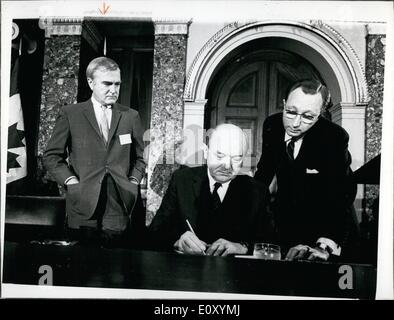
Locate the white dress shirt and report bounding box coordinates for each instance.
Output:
[284,133,303,159]
[91,95,112,128]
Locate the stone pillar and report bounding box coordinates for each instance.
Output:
[331,103,366,171]
[331,102,366,221]
[180,99,207,167]
[36,18,83,193]
[146,20,190,224]
[364,32,386,209]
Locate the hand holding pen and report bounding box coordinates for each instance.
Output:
[173,219,207,255]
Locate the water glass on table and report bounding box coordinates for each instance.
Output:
[253,243,281,260]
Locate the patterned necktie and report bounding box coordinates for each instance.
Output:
[286,137,297,160]
[211,182,222,211]
[99,105,110,143]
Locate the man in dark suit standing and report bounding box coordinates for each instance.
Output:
[43,57,146,247]
[149,124,274,256]
[254,79,359,262]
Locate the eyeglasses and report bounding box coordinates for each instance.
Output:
[283,109,318,124]
[283,103,319,124]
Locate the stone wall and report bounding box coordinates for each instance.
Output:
[146,32,188,224]
[36,35,81,193]
[365,34,385,214]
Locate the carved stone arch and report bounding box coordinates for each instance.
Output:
[184,20,368,106]
[183,20,368,172]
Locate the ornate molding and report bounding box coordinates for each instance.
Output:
[309,20,369,104]
[153,19,192,35]
[364,22,387,36]
[184,21,255,101]
[44,17,83,38]
[185,20,370,106]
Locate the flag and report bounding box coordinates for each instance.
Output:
[7,54,27,184]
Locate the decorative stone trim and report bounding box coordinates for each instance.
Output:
[184,100,207,117]
[184,21,255,101]
[44,17,83,38]
[365,22,387,36]
[184,20,370,106]
[153,20,191,35]
[309,20,369,104]
[331,102,366,123]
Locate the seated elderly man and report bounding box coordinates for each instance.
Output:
[148,124,274,256]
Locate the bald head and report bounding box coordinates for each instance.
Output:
[207,124,248,183]
[209,124,248,154]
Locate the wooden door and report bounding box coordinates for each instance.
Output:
[209,49,322,173]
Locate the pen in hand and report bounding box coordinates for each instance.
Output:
[186,219,206,255]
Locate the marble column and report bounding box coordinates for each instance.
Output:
[146,21,190,224]
[36,18,83,192]
[364,33,386,209]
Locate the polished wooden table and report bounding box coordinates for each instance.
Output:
[3,241,376,299]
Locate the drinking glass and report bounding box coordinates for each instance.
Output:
[253,243,281,260]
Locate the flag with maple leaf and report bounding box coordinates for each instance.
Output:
[7,54,27,184]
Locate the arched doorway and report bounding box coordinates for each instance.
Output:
[184,21,368,172]
[206,41,325,170]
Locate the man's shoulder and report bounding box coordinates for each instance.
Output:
[264,113,284,132]
[115,103,140,116]
[172,165,206,180]
[63,101,88,109]
[315,116,349,140]
[234,174,268,193]
[265,112,283,125]
[62,100,90,113]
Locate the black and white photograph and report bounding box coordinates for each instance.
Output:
[1,0,393,301]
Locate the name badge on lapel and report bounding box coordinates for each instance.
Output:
[119,134,132,145]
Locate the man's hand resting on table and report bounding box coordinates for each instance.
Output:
[285,244,330,261]
[206,238,248,256]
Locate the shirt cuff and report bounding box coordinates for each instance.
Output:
[316,237,341,256]
[64,176,77,185]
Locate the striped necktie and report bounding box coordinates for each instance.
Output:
[286,137,296,160]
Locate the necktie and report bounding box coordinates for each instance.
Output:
[99,105,110,143]
[211,182,222,211]
[286,137,296,160]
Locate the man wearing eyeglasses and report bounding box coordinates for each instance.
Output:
[254,79,359,262]
[149,124,274,256]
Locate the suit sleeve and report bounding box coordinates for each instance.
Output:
[325,130,356,207]
[129,112,146,183]
[43,107,75,186]
[320,129,358,247]
[254,117,278,186]
[250,182,278,244]
[147,172,181,251]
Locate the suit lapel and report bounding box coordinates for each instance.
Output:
[82,100,123,146]
[294,118,322,165]
[82,100,102,141]
[108,103,122,144]
[221,177,242,212]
